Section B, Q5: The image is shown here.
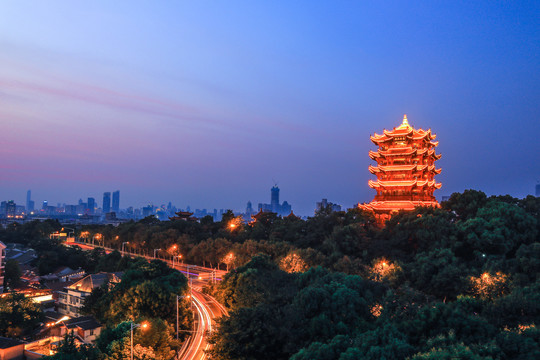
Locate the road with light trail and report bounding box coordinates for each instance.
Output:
[64,240,228,360]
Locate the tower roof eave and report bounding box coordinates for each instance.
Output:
[369,150,380,159]
[370,133,391,143]
[368,165,380,174]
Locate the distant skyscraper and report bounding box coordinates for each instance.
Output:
[271,186,279,213]
[112,190,120,213]
[103,192,111,213]
[87,197,95,215]
[258,185,293,216]
[26,190,34,212]
[246,201,254,215]
[536,183,540,197]
[5,201,16,218]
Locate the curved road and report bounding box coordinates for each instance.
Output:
[64,241,228,360]
[178,287,228,360]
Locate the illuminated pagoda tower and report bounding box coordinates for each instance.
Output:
[359,115,442,222]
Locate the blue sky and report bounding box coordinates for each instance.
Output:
[1,1,539,215]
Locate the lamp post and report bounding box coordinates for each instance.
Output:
[176,294,191,340]
[154,248,161,259]
[130,321,149,360]
[94,234,103,247]
[62,227,75,240]
[173,255,183,268]
[122,242,129,255]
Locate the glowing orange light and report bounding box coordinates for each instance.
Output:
[370,304,383,317]
[370,258,399,282]
[470,271,508,300]
[141,322,149,329]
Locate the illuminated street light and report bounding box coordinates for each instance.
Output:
[130,321,150,360]
[62,227,75,239]
[93,233,103,247]
[122,242,129,254]
[173,255,183,267]
[176,294,191,340]
[224,252,235,272]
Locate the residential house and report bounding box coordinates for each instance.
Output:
[57,272,122,317]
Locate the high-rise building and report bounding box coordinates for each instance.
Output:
[112,191,120,213]
[87,197,95,215]
[26,190,34,212]
[271,186,279,213]
[103,192,111,213]
[246,201,254,216]
[536,183,540,197]
[359,115,442,223]
[5,201,16,218]
[258,185,293,216]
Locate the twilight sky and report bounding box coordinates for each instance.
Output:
[1,1,539,215]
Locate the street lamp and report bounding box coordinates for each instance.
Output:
[130,321,149,360]
[176,294,191,340]
[173,255,183,267]
[154,248,161,259]
[122,242,129,254]
[93,233,103,247]
[62,227,75,239]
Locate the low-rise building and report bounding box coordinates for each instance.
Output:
[0,337,25,360]
[57,272,122,317]
[61,316,102,343]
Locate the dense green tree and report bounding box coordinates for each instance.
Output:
[0,292,43,337]
[442,189,488,220]
[406,248,468,299]
[376,207,458,261]
[43,332,102,360]
[458,200,537,257]
[4,259,22,289]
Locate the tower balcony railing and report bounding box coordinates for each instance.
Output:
[374,195,436,202]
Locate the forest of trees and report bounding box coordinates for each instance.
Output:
[0,190,539,359]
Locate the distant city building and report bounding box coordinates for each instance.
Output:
[271,186,279,212]
[26,190,34,212]
[142,205,154,217]
[246,201,254,216]
[536,183,540,197]
[316,198,342,213]
[4,201,16,218]
[42,200,48,210]
[258,185,292,216]
[87,197,95,215]
[65,205,77,215]
[112,190,120,213]
[102,192,111,213]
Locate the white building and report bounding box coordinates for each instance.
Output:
[57,272,122,317]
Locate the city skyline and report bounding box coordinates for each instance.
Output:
[1,2,539,215]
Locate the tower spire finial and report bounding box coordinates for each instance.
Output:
[402,114,409,126]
